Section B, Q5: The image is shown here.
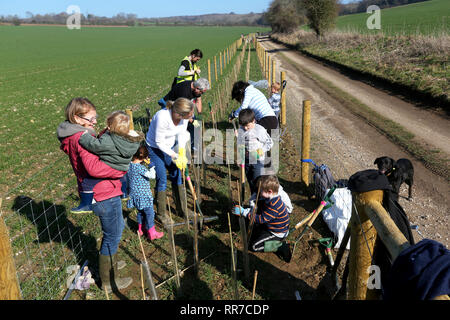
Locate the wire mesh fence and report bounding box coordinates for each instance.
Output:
[3,182,88,299]
[0,36,252,300]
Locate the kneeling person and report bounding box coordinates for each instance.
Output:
[233,175,291,262]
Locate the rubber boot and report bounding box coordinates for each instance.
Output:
[148,226,164,241]
[71,192,93,214]
[276,241,292,263]
[99,254,132,294]
[155,190,170,225]
[138,224,144,236]
[173,184,188,219]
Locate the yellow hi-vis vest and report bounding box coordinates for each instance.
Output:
[176,56,200,84]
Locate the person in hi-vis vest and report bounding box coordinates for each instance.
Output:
[176,49,203,84]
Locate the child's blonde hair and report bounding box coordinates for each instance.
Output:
[271,82,281,92]
[167,97,194,117]
[65,97,96,124]
[107,111,130,135]
[258,175,280,193]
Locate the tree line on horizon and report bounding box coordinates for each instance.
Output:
[0,11,267,27]
[1,0,430,29]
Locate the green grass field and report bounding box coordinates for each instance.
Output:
[0,25,267,197]
[336,0,450,35]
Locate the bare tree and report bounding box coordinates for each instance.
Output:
[265,0,306,33]
[302,0,339,37]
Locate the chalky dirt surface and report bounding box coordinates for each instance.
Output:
[259,36,449,249]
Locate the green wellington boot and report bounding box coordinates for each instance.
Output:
[173,184,188,219]
[99,254,132,294]
[155,190,172,226]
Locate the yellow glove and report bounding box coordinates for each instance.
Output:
[174,147,188,171]
[192,120,200,128]
[256,148,264,158]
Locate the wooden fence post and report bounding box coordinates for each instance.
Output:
[125,109,134,131]
[301,100,310,187]
[272,59,276,85]
[268,55,272,86]
[207,59,211,88]
[220,52,223,75]
[348,190,381,300]
[214,56,218,82]
[0,199,22,300]
[280,71,287,126]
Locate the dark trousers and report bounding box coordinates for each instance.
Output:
[249,224,285,252]
[257,116,278,136]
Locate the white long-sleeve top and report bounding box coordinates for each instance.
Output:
[237,123,273,163]
[146,109,190,158]
[232,85,275,121]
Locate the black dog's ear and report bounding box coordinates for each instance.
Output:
[374,157,381,165]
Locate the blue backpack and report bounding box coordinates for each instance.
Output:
[302,159,336,200]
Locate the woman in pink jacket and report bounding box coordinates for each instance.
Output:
[57,97,132,294]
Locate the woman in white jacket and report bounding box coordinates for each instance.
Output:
[146,98,193,222]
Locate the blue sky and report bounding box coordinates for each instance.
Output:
[0,0,275,18]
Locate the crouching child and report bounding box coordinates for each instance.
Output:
[233,175,291,262]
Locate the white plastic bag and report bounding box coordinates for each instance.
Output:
[249,79,269,89]
[322,187,352,250]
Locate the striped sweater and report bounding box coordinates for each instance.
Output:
[252,195,290,236]
[232,85,275,121]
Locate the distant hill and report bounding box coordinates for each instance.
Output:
[0,11,267,27]
[140,12,266,26]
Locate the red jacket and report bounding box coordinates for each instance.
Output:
[60,131,125,202]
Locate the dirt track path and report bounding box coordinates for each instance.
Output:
[259,37,449,248]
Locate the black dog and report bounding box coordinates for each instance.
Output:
[374,156,414,200]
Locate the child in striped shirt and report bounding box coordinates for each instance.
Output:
[233,175,291,262]
[268,82,281,119]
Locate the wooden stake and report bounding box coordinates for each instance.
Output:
[167,197,180,290]
[125,109,134,131]
[0,198,22,300]
[208,59,211,88]
[252,270,258,300]
[214,56,218,82]
[227,212,238,299]
[138,231,158,300]
[140,263,146,300]
[301,100,311,187]
[247,180,262,242]
[193,192,199,274]
[236,182,250,281]
[281,71,287,126]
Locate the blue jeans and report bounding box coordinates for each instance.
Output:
[137,207,155,230]
[93,196,124,256]
[147,146,182,192]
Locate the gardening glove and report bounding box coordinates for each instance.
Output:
[233,206,250,217]
[192,120,200,128]
[250,148,264,160]
[233,205,244,216]
[174,147,188,171]
[148,167,156,180]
